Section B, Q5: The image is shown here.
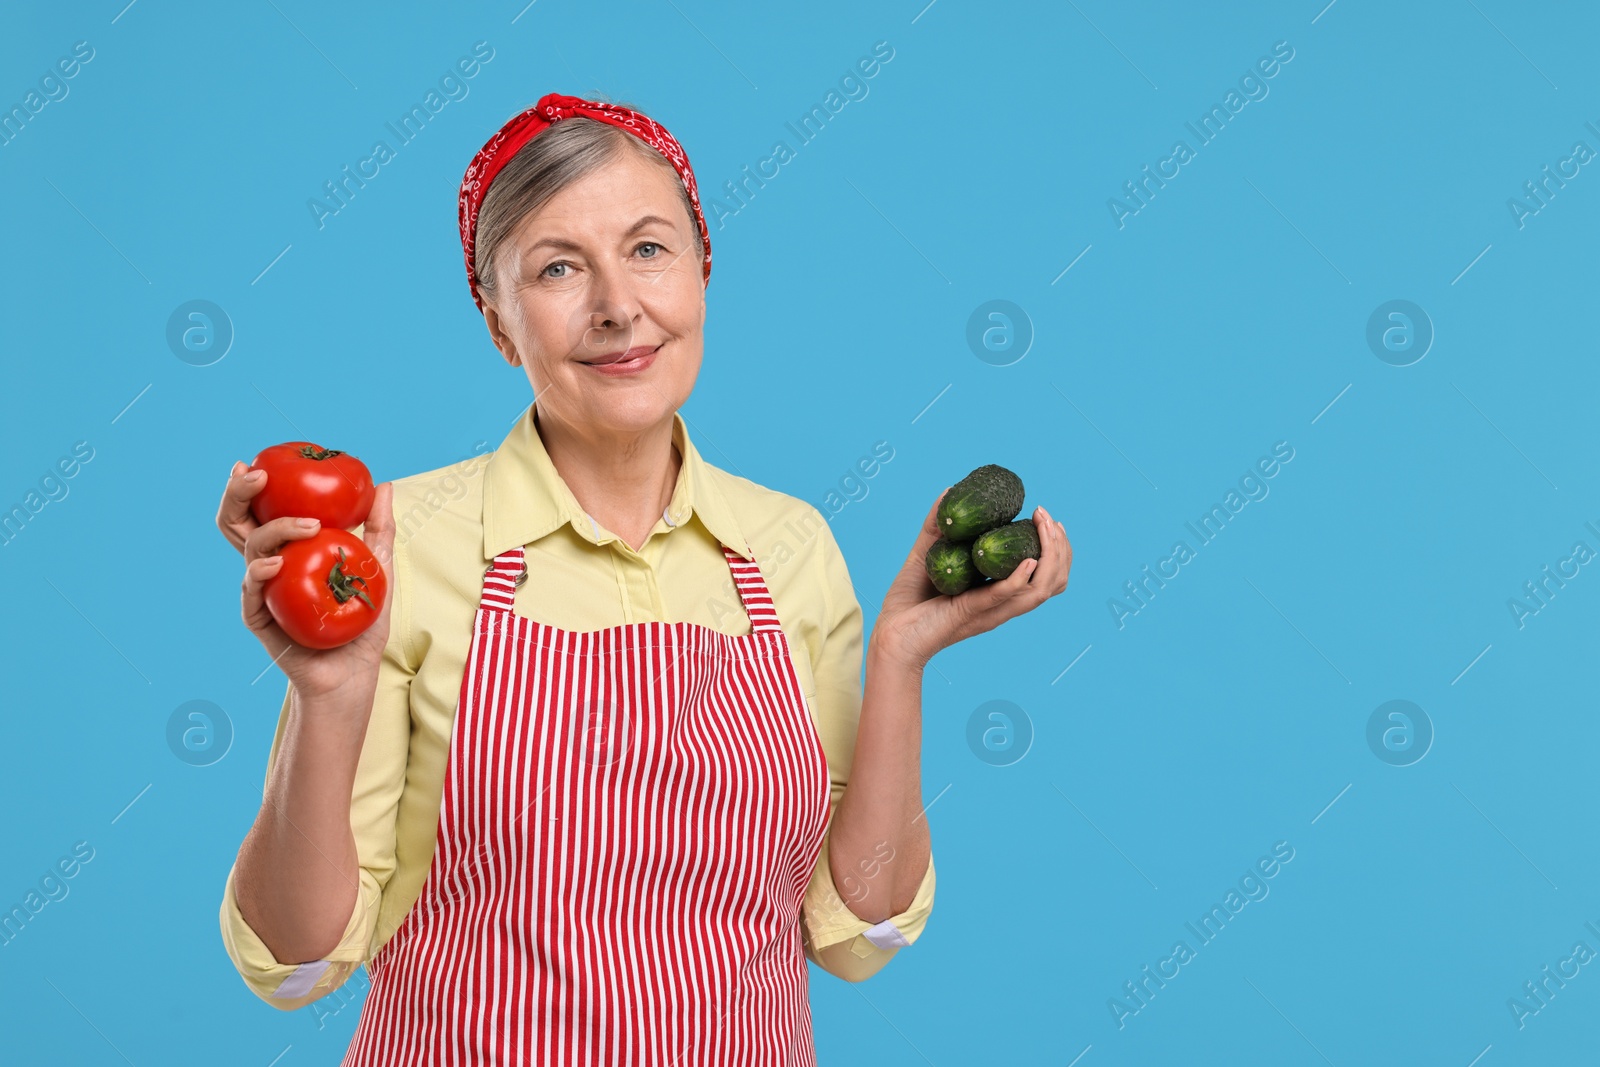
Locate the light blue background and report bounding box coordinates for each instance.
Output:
[3,1,1597,1063]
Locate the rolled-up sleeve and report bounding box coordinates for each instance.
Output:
[795,508,936,982]
[218,515,417,1010]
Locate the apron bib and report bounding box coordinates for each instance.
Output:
[341,540,833,1066]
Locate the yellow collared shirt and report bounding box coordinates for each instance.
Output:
[219,400,935,1010]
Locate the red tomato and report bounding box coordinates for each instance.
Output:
[248,441,375,530]
[264,529,387,649]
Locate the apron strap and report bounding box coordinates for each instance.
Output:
[722,543,782,634]
[479,547,528,611]
[476,542,783,635]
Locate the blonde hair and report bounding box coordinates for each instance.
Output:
[472,107,702,309]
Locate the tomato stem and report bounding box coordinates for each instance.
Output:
[298,444,345,461]
[326,547,375,610]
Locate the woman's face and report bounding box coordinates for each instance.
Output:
[481,146,706,442]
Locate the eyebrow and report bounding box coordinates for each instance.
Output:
[624,214,676,236]
[521,215,679,255]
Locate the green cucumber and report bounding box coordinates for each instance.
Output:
[971,519,1041,580]
[925,537,980,595]
[937,464,1024,541]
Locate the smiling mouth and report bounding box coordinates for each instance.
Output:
[582,345,660,366]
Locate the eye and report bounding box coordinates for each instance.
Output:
[542,261,570,279]
[636,242,661,259]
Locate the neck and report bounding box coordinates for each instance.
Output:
[535,406,681,553]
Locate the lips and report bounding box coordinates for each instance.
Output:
[583,345,659,366]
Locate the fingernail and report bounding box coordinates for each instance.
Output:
[297,517,320,528]
[246,469,265,480]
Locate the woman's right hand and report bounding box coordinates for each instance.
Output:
[217,460,396,702]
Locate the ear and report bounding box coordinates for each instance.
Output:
[480,297,521,368]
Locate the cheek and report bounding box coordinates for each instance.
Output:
[648,278,707,340]
[515,295,584,362]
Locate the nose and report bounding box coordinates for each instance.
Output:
[581,260,643,352]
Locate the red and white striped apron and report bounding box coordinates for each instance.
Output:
[342,539,833,1066]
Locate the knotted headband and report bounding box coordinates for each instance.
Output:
[458,92,712,312]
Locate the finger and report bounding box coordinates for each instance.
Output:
[955,547,1042,619]
[1052,518,1072,593]
[360,483,397,627]
[1029,507,1070,594]
[333,483,396,654]
[902,486,953,568]
[243,515,324,563]
[217,461,268,553]
[360,483,395,568]
[1040,510,1072,594]
[241,553,293,660]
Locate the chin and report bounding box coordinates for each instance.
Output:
[585,390,681,433]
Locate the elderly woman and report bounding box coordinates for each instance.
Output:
[215,93,1070,1063]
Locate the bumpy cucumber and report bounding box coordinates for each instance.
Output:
[936,464,1024,541]
[971,519,1041,580]
[925,538,980,595]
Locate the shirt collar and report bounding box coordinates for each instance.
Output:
[482,399,750,561]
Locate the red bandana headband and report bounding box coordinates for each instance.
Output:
[458,92,712,312]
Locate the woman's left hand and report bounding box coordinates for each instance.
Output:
[872,489,1072,673]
